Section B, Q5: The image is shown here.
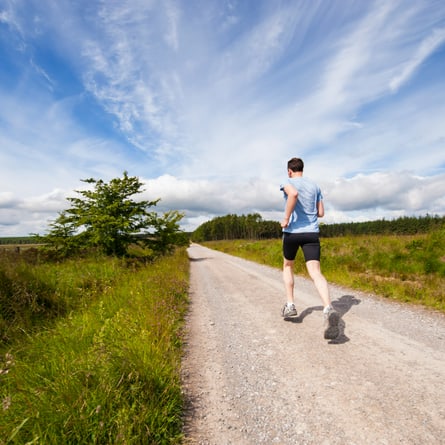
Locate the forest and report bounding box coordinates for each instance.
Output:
[191,213,282,241]
[320,214,444,237]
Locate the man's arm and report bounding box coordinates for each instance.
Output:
[281,184,298,228]
[317,199,325,218]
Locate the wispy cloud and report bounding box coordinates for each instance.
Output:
[390,27,445,92]
[77,1,185,160]
[163,0,180,51]
[0,0,444,235]
[30,58,55,90]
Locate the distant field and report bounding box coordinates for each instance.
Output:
[202,229,445,312]
[0,244,44,254]
[0,243,43,249]
[0,237,42,251]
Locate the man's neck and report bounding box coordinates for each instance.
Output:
[289,171,303,178]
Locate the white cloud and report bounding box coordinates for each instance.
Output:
[21,189,69,213]
[0,192,18,209]
[163,0,180,51]
[327,172,445,215]
[1,168,443,237]
[0,0,444,236]
[220,5,297,82]
[141,171,445,232]
[390,27,445,92]
[0,4,23,37]
[30,58,55,91]
[142,175,281,214]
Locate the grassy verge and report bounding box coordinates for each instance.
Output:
[202,228,445,312]
[0,248,189,444]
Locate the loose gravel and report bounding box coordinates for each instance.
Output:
[181,244,445,445]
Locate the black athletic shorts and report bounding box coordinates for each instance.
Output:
[282,232,321,262]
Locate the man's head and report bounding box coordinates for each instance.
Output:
[287,157,304,173]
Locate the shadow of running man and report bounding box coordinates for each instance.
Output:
[285,295,361,344]
[329,295,361,344]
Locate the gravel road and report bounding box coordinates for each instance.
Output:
[181,244,445,445]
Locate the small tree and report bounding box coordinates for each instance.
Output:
[41,210,81,257]
[44,172,188,257]
[147,210,190,255]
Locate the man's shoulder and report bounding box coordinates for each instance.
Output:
[280,178,297,189]
[297,177,319,188]
[281,176,320,189]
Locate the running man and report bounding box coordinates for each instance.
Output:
[280,157,340,340]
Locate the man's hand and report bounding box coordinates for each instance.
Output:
[281,218,289,228]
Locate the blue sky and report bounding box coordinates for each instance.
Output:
[1,0,444,235]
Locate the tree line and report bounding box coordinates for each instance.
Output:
[191,213,282,242]
[0,237,41,245]
[319,214,444,237]
[192,214,444,241]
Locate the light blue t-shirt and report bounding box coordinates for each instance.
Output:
[280,177,323,233]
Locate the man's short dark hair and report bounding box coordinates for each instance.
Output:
[288,157,304,172]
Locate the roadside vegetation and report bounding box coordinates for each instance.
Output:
[193,214,444,312]
[1,172,190,444]
[0,248,189,444]
[202,227,445,312]
[34,172,188,258]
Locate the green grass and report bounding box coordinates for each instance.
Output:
[2,227,443,443]
[202,228,445,312]
[0,248,189,444]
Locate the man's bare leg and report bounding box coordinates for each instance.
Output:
[305,260,331,308]
[281,258,298,318]
[306,260,340,339]
[283,258,295,304]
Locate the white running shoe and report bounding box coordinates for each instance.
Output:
[281,303,298,319]
[323,306,340,339]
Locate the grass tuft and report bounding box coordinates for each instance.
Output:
[0,248,189,444]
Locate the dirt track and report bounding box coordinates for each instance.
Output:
[181,244,445,445]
